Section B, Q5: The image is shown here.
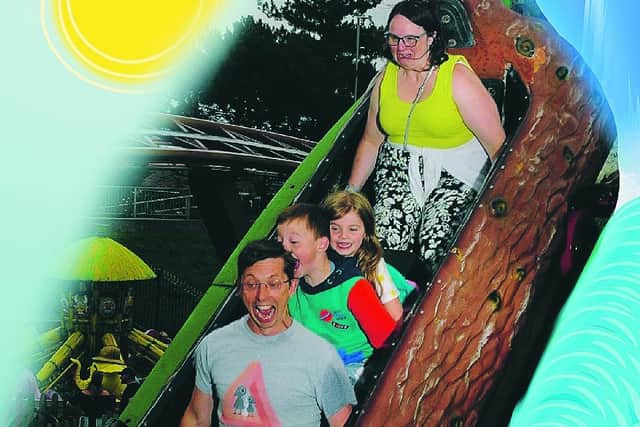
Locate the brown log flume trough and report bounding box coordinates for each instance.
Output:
[355,0,616,426]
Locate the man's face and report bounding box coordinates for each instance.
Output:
[240,257,296,336]
[276,218,328,278]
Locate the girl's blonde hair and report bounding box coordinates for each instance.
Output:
[321,191,383,295]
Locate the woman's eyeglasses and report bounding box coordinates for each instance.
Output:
[241,279,290,292]
[385,31,427,47]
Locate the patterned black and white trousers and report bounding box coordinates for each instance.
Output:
[373,142,477,276]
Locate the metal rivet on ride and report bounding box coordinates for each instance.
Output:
[515,36,535,57]
[490,198,508,218]
[563,146,575,165]
[448,39,457,48]
[441,14,451,24]
[489,184,494,190]
[516,267,526,281]
[419,310,424,315]
[500,165,505,170]
[487,290,502,312]
[437,279,442,283]
[556,66,569,80]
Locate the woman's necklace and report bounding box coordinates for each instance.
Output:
[403,66,436,151]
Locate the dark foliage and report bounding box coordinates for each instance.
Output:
[175,1,383,140]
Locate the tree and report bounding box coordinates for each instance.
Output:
[175,2,383,140]
[259,0,384,138]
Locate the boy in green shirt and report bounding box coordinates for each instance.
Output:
[276,203,397,383]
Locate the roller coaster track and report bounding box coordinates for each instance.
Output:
[121,113,315,171]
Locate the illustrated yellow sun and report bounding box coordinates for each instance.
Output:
[42,0,223,92]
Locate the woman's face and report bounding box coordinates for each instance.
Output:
[387,14,431,69]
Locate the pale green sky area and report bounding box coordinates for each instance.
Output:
[0,2,245,421]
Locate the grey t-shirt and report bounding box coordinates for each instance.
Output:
[195,316,356,427]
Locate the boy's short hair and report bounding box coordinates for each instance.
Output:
[237,239,296,281]
[276,203,330,239]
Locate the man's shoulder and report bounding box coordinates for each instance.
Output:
[201,317,245,344]
[290,321,340,358]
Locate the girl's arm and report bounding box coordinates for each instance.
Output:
[347,279,397,348]
[376,258,404,322]
[383,298,403,323]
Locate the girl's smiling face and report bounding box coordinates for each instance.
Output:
[329,210,365,257]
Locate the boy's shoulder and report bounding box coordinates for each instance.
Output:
[329,251,362,280]
[298,252,363,294]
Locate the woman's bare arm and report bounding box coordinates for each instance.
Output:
[452,63,506,161]
[348,74,386,190]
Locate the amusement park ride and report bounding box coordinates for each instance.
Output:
[25,237,170,425]
[20,0,619,425]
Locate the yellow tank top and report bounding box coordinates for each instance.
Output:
[378,54,475,149]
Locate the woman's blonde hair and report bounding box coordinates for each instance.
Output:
[321,191,383,295]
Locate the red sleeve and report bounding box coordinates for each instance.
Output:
[347,279,398,348]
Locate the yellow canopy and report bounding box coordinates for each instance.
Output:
[57,237,156,282]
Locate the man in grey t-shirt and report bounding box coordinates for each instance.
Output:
[181,239,356,427]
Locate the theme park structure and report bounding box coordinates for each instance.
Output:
[22,0,618,425]
[24,237,169,425]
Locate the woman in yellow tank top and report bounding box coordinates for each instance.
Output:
[347,0,505,282]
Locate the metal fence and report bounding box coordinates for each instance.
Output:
[94,186,197,220]
[132,268,205,337]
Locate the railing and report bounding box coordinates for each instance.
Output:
[94,186,197,220]
[132,268,205,337]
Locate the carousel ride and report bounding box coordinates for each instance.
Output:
[22,237,170,425]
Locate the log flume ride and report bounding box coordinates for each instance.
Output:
[118,1,618,425]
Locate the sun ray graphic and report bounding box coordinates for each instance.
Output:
[41,0,222,93]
